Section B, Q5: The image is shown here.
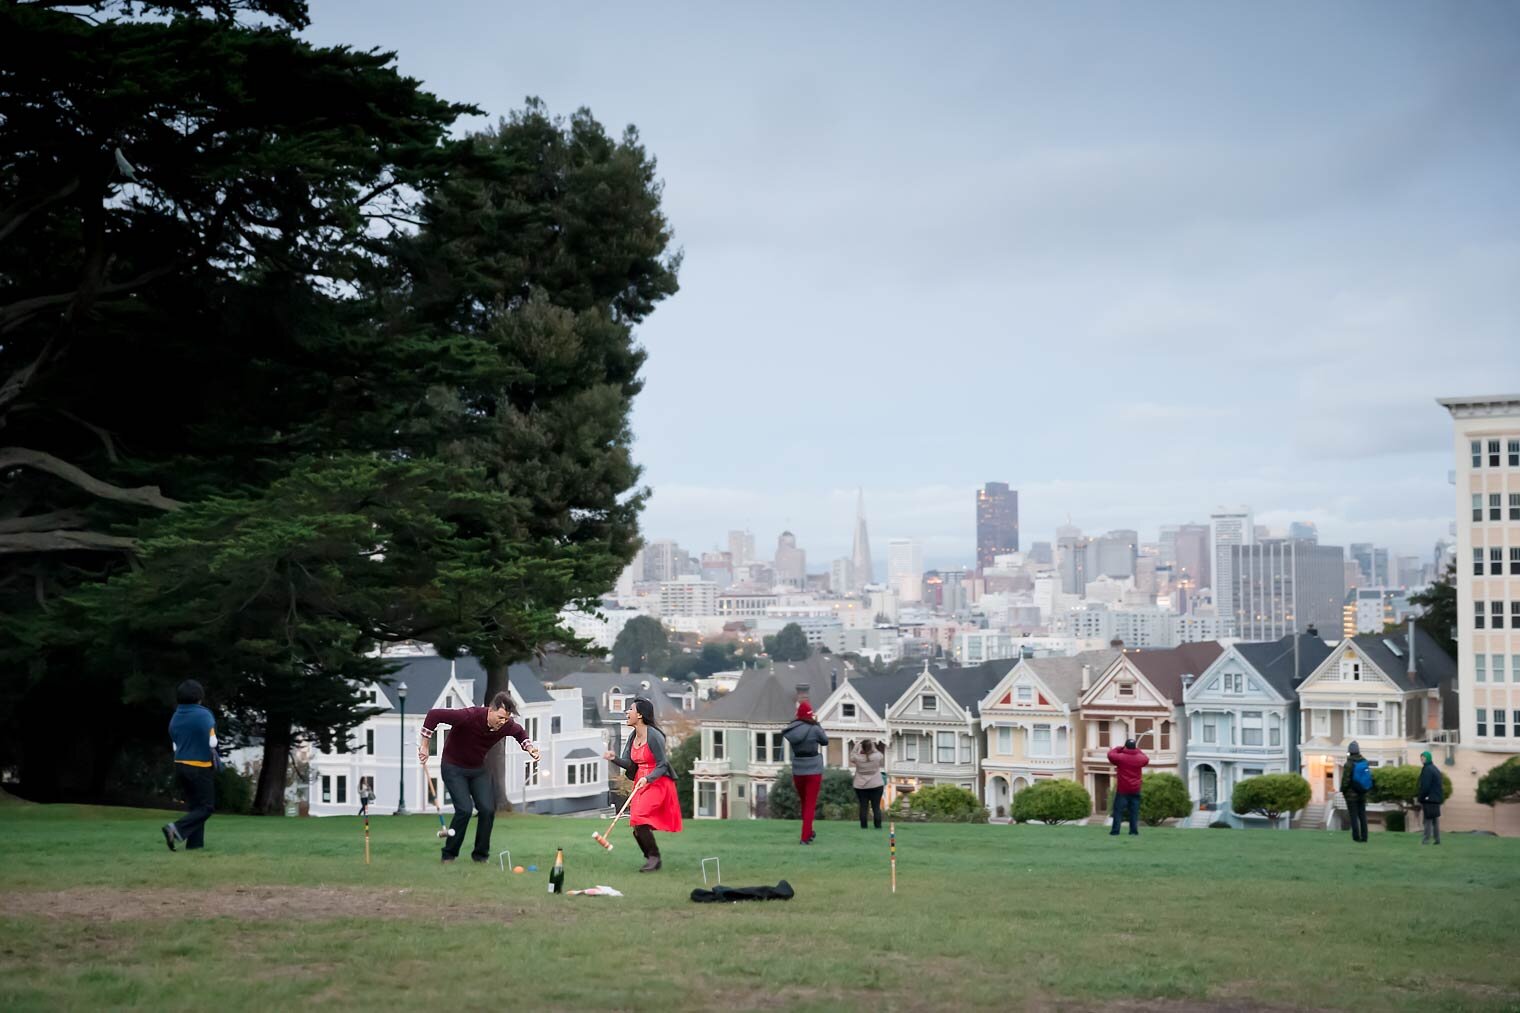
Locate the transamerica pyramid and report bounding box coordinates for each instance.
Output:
[851,488,873,592]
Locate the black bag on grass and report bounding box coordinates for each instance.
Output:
[690,880,794,903]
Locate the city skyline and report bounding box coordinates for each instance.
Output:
[304,2,1519,571]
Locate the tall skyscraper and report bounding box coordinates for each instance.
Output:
[774,531,806,588]
[887,538,923,603]
[975,482,1019,571]
[727,529,755,566]
[829,557,855,595]
[1210,506,1254,635]
[1088,529,1138,579]
[1288,520,1319,542]
[851,488,874,589]
[1349,543,1391,586]
[1173,523,1211,592]
[1056,528,1089,595]
[1227,537,1346,640]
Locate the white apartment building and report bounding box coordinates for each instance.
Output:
[659,576,719,617]
[558,603,646,652]
[887,538,924,603]
[956,629,1022,666]
[1437,394,1520,834]
[717,591,780,619]
[1211,506,1254,637]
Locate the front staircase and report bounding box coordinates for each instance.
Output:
[1291,800,1331,831]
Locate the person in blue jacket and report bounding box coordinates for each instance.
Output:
[162,680,219,851]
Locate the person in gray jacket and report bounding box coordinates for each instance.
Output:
[783,700,829,844]
[850,739,887,830]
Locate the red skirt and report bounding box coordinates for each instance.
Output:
[629,775,683,833]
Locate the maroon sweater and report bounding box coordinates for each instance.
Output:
[420,706,534,768]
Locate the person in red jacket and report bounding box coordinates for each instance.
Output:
[1107,738,1149,836]
[418,691,539,863]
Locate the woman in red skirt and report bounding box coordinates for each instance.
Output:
[605,697,682,872]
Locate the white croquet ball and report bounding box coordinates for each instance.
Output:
[448,828,456,837]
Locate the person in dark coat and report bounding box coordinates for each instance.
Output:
[1341,741,1370,843]
[1417,750,1444,846]
[1106,739,1149,836]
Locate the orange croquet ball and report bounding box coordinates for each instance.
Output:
[512,865,524,874]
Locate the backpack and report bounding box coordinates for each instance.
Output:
[1351,759,1373,792]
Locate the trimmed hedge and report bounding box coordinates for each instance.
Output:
[1010,779,1091,825]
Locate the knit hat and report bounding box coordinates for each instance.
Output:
[796,700,815,721]
[1421,750,1433,764]
[1348,741,1360,755]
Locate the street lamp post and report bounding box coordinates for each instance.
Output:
[394,681,409,815]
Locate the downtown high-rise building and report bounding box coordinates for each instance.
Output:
[1211,506,1254,635]
[887,538,923,603]
[1226,538,1346,640]
[1349,542,1390,586]
[1088,529,1138,580]
[1056,525,1088,596]
[975,482,1019,571]
[1172,523,1211,596]
[851,488,874,590]
[727,529,756,566]
[774,531,806,588]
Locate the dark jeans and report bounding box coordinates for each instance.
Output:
[855,786,884,828]
[173,764,216,849]
[1110,792,1140,835]
[1345,793,1368,842]
[440,762,494,861]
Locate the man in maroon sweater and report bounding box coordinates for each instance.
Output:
[418,691,540,863]
[1107,738,1150,837]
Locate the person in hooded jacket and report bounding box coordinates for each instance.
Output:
[1417,749,1444,846]
[1341,741,1371,843]
[850,739,887,830]
[783,700,829,844]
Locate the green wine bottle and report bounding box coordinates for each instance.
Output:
[549,847,565,894]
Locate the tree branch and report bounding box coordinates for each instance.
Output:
[0,262,179,335]
[0,510,90,534]
[0,530,137,555]
[0,447,184,511]
[0,176,82,245]
[58,409,120,463]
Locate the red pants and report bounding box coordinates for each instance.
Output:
[794,773,822,841]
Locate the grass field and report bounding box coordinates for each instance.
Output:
[2,797,1518,1012]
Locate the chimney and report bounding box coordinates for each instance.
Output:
[1109,638,1124,650]
[830,668,839,693]
[1081,664,1092,692]
[1305,624,1318,638]
[1181,673,1195,691]
[1406,617,1418,683]
[795,682,810,703]
[621,666,631,675]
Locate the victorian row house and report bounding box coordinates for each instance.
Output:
[1183,634,1332,826]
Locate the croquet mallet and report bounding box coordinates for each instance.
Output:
[421,758,454,839]
[591,782,643,851]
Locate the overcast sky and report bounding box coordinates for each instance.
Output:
[309,1,1520,570]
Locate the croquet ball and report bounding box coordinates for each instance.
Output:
[512,865,524,874]
[527,865,537,872]
[447,829,456,836]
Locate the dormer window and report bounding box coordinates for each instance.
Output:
[1339,658,1361,682]
[1016,686,1033,702]
[921,694,938,712]
[1224,674,1244,694]
[1117,681,1135,698]
[445,694,454,708]
[842,703,856,719]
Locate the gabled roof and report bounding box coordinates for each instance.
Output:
[847,670,922,720]
[547,672,685,722]
[1350,626,1454,691]
[1015,649,1123,708]
[1123,642,1225,704]
[373,655,549,711]
[700,662,818,724]
[1233,635,1333,698]
[932,666,1006,718]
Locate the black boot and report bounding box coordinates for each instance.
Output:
[633,825,661,872]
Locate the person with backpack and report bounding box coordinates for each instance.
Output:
[1341,741,1372,843]
[1417,750,1444,846]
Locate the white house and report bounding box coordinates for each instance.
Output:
[307,653,607,817]
[884,661,1001,805]
[814,667,917,771]
[1183,635,1331,827]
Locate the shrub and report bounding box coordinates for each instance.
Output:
[766,767,856,821]
[888,784,987,823]
[1208,820,1232,829]
[214,765,254,814]
[1010,779,1090,825]
[1384,811,1406,833]
[1369,764,1454,815]
[1231,773,1311,825]
[1138,772,1191,826]
[1477,757,1520,806]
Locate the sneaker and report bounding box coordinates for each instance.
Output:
[161,824,178,852]
[441,854,457,863]
[471,856,488,864]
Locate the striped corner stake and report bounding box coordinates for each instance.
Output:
[889,821,896,894]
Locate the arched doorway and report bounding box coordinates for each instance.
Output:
[1197,764,1218,807]
[988,775,1011,817]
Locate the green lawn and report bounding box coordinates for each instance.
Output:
[1,799,1518,1012]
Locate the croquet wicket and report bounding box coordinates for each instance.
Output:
[889,821,896,894]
